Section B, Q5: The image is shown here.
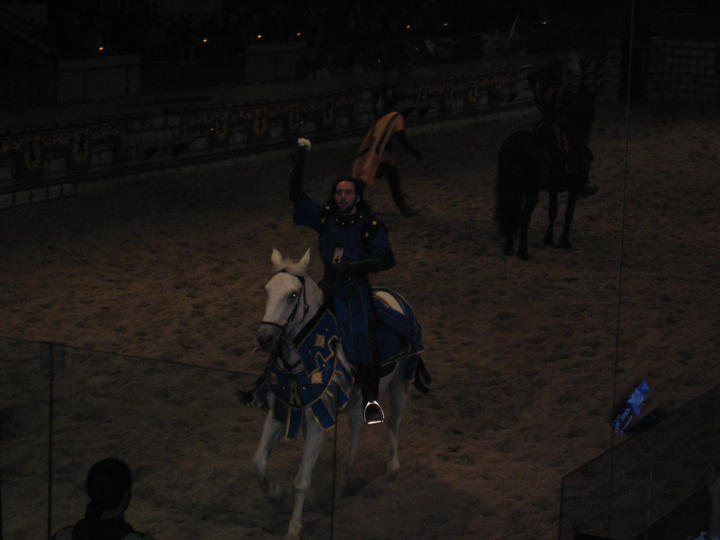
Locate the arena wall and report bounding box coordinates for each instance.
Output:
[646,37,720,103]
[0,66,535,209]
[0,48,616,210]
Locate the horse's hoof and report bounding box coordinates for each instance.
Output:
[386,467,399,481]
[386,457,400,479]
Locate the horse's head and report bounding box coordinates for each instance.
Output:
[257,248,318,354]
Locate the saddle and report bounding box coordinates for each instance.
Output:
[239,290,428,439]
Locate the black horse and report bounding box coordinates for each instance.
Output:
[495,67,599,260]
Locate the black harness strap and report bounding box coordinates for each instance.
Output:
[260,269,310,371]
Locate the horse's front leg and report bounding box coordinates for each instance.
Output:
[286,417,325,540]
[503,233,514,257]
[386,373,410,479]
[559,192,577,249]
[344,395,364,484]
[517,190,538,260]
[251,408,284,500]
[544,192,559,246]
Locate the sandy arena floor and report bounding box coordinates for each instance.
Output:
[1,101,719,539]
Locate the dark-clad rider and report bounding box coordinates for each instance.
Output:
[289,138,395,424]
[534,54,598,198]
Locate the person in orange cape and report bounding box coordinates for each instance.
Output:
[352,93,423,216]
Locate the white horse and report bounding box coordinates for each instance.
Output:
[248,248,429,539]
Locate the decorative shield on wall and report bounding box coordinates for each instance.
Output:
[71,129,90,166]
[321,100,335,130]
[215,110,230,142]
[252,107,268,140]
[23,137,43,173]
[287,103,302,135]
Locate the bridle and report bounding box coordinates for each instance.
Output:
[260,269,310,371]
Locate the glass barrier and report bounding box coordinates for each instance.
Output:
[1,339,337,538]
[3,3,720,539]
[0,339,52,540]
[555,1,720,537]
[560,387,720,539]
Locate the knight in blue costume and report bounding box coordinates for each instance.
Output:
[289,139,395,425]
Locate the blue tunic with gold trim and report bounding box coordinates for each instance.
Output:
[294,198,394,365]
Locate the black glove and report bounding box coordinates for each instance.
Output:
[330,253,395,282]
[348,252,396,274]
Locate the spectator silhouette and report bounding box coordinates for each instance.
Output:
[52,457,154,540]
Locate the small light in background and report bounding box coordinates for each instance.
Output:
[296,31,302,37]
[256,33,263,40]
[442,21,449,28]
[202,37,208,44]
[405,24,413,30]
[541,20,549,25]
[97,45,104,53]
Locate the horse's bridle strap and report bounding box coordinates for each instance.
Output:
[260,269,308,329]
[260,269,309,371]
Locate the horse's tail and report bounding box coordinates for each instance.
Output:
[413,356,432,393]
[494,132,526,237]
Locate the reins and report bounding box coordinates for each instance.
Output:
[260,269,311,371]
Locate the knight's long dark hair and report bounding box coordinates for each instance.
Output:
[84,458,132,518]
[325,176,371,214]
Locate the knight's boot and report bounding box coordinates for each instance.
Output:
[360,362,384,424]
[572,147,597,198]
[563,149,578,174]
[576,170,598,198]
[564,157,576,174]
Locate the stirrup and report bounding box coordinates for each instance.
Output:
[363,400,385,425]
